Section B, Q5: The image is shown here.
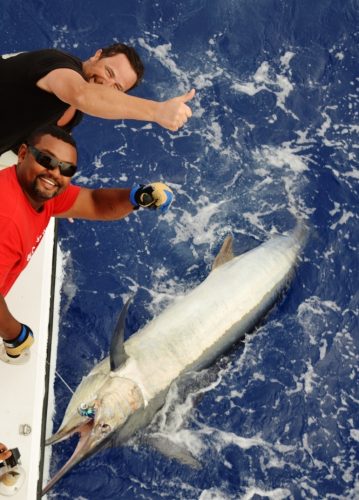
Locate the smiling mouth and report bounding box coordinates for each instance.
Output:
[38,176,58,189]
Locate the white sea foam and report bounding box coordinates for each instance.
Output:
[251,141,312,220]
[202,120,223,150]
[254,143,309,173]
[303,360,317,394]
[241,486,291,500]
[59,249,78,315]
[199,424,295,457]
[297,296,341,346]
[199,488,233,500]
[299,481,319,498]
[145,276,188,318]
[280,51,295,68]
[138,37,190,93]
[350,429,359,442]
[330,210,356,230]
[193,66,224,90]
[171,196,227,247]
[231,56,298,119]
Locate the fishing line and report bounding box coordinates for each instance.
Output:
[46,360,74,395]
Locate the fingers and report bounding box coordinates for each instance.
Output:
[168,103,192,131]
[145,183,173,213]
[154,186,174,213]
[156,88,196,131]
[182,88,196,103]
[184,104,192,119]
[132,182,173,213]
[0,444,11,462]
[177,89,195,124]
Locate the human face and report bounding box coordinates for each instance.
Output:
[84,50,137,92]
[16,134,77,210]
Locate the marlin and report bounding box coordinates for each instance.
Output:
[43,223,307,495]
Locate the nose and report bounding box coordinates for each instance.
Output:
[42,165,62,181]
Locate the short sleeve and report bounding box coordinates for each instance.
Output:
[52,184,81,216]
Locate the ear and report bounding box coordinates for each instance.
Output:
[93,49,102,61]
[17,143,28,162]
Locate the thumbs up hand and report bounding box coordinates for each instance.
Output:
[154,89,196,131]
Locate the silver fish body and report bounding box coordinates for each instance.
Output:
[43,223,306,495]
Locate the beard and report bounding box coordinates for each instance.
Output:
[30,175,62,202]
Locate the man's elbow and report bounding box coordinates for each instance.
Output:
[66,83,90,110]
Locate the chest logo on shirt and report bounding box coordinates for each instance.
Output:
[26,228,47,262]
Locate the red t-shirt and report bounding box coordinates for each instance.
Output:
[0,165,80,296]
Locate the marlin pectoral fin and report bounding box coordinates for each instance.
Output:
[110,296,133,371]
[144,434,201,469]
[212,235,234,271]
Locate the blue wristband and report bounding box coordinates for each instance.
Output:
[4,324,34,358]
[16,324,28,343]
[129,184,141,208]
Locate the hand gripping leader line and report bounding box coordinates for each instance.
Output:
[130,182,174,214]
[3,324,34,358]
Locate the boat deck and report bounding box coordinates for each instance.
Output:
[0,153,57,499]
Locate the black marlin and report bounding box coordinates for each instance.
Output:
[43,223,307,495]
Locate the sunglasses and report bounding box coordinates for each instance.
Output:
[28,145,77,178]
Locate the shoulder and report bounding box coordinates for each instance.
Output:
[37,49,82,66]
[0,165,17,196]
[0,167,23,237]
[35,49,83,74]
[0,167,23,212]
[1,49,84,80]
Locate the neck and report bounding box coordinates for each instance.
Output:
[26,193,44,212]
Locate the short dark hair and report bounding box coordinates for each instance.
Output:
[26,125,77,151]
[99,43,144,90]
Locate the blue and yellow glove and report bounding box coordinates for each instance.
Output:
[3,324,34,358]
[130,182,174,214]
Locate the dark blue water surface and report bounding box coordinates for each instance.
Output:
[1,0,358,498]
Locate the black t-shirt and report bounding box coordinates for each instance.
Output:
[0,49,85,154]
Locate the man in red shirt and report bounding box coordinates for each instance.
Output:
[0,125,173,359]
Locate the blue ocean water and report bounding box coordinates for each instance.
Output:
[1,0,358,498]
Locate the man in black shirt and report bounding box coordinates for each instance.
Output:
[0,43,195,155]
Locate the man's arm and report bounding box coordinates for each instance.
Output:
[0,296,34,357]
[0,294,22,341]
[57,182,174,220]
[37,68,195,131]
[0,288,34,357]
[56,187,134,220]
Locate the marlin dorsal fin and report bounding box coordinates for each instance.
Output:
[212,235,234,271]
[110,297,133,371]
